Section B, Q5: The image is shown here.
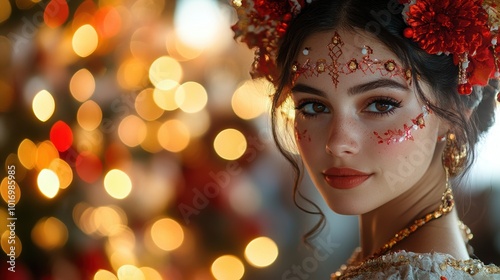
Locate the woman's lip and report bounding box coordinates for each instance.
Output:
[323,167,370,176]
[322,168,372,189]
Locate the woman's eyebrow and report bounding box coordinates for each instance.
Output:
[290,83,327,97]
[347,79,409,96]
[291,78,409,97]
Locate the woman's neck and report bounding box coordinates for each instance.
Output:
[358,150,470,260]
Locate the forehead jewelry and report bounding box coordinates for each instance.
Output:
[292,31,412,87]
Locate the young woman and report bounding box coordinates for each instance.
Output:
[232,0,500,278]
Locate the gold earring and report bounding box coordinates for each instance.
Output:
[442,132,467,177]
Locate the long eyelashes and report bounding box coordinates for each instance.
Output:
[294,97,403,119]
[363,97,402,117]
[294,99,328,118]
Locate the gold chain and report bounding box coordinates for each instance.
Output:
[370,173,455,259]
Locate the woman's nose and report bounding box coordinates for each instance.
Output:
[325,118,360,157]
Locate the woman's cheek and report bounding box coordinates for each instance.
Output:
[294,122,315,154]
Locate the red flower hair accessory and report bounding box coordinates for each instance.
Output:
[231,0,313,83]
[401,0,500,97]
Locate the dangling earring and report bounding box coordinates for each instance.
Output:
[442,132,467,177]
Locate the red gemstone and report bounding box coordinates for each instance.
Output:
[458,83,472,95]
[403,27,414,38]
[497,93,500,103]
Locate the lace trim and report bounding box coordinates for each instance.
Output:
[331,249,500,279]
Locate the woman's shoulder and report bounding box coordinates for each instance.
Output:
[332,250,500,280]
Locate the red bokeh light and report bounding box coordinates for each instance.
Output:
[44,0,70,28]
[75,151,103,183]
[50,120,73,152]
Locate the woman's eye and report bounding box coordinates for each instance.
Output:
[364,99,402,115]
[295,101,329,117]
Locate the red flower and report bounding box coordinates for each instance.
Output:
[405,0,490,56]
[231,0,309,82]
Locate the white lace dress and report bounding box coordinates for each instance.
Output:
[331,249,500,279]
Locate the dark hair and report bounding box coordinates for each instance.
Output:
[271,0,498,244]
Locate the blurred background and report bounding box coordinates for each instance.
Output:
[0,0,499,279]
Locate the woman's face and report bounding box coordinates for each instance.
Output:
[290,30,445,215]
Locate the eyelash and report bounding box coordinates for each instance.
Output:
[294,98,327,119]
[294,97,403,119]
[363,97,403,117]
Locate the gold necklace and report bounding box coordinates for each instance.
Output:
[370,181,455,259]
[332,182,460,279]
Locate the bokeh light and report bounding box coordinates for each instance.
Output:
[107,225,135,252]
[72,24,99,57]
[104,169,132,199]
[211,255,245,280]
[174,0,223,49]
[32,90,55,122]
[0,0,11,24]
[135,88,164,121]
[1,230,22,258]
[140,121,163,153]
[117,265,145,280]
[117,57,148,90]
[31,217,68,250]
[150,218,184,251]
[48,158,73,189]
[157,119,190,152]
[77,100,103,131]
[70,68,96,102]
[44,0,69,28]
[153,86,179,111]
[17,138,37,170]
[140,267,163,280]
[109,249,138,273]
[232,80,269,120]
[93,205,127,236]
[37,169,60,199]
[149,56,183,90]
[178,110,211,138]
[244,236,279,268]
[50,121,74,152]
[1,177,21,204]
[75,151,103,183]
[93,6,122,38]
[35,141,59,171]
[175,81,208,113]
[94,269,118,280]
[118,115,147,147]
[213,129,247,160]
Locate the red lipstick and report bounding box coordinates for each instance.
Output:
[322,168,371,189]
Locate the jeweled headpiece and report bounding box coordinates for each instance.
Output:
[231,0,500,101]
[291,31,412,87]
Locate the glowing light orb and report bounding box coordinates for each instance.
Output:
[32,90,55,122]
[104,169,132,199]
[244,236,279,267]
[37,169,60,198]
[211,255,245,280]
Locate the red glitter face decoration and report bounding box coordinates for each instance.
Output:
[292,32,412,87]
[374,106,431,145]
[295,128,311,142]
